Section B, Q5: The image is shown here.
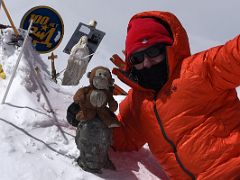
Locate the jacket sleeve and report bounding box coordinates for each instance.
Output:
[111,91,146,151]
[205,35,240,90]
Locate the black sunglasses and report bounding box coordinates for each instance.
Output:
[129,44,166,65]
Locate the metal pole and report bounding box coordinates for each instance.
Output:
[1,19,33,104]
[26,53,68,143]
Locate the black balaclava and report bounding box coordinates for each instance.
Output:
[131,58,168,92]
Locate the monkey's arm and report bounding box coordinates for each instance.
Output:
[108,93,118,112]
[73,87,89,104]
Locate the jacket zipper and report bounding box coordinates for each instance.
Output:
[153,101,195,180]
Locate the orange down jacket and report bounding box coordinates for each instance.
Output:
[112,11,240,180]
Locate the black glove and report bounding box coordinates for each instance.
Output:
[66,102,80,127]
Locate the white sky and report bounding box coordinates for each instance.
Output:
[0,0,239,81]
[1,1,240,48]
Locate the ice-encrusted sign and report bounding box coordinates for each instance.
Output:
[20,6,64,54]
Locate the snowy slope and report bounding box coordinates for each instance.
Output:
[0,29,168,180]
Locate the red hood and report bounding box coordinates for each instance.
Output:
[113,11,191,91]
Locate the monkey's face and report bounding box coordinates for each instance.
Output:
[92,68,112,90]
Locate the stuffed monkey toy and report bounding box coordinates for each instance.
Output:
[73,66,121,128]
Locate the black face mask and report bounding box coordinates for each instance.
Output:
[130,58,168,92]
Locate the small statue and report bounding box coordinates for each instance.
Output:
[62,35,90,85]
[0,64,6,79]
[73,66,121,128]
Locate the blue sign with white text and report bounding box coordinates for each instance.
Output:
[20,6,64,54]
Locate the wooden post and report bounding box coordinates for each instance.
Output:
[113,84,127,96]
[48,52,58,83]
[2,0,19,36]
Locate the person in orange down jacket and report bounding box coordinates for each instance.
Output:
[111,11,240,180]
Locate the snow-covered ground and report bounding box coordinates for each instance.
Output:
[1,1,240,179]
[0,29,168,180]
